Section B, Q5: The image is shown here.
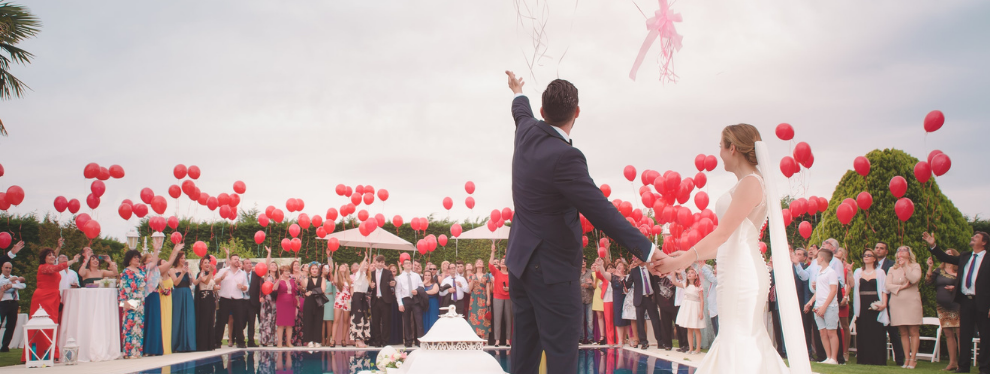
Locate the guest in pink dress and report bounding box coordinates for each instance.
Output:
[272,265,298,347]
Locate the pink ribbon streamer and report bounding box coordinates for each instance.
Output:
[629,0,683,82]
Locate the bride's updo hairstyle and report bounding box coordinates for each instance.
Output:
[721,124,762,166]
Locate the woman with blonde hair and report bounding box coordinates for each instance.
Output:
[886,246,923,369]
[925,249,961,371]
[349,251,372,348]
[332,262,352,347]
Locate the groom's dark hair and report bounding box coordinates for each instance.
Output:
[542,79,579,126]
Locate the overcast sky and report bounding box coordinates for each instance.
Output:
[1,0,988,241]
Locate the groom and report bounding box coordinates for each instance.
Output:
[504,71,661,374]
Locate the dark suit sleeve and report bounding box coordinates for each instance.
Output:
[928,245,962,266]
[553,147,654,261]
[511,95,535,128]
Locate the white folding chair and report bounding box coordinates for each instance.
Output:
[916,317,942,362]
[848,316,857,353]
[974,337,981,367]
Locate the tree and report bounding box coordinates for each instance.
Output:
[811,148,972,320]
[0,2,41,135]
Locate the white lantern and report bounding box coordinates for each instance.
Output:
[126,230,140,251]
[62,337,79,365]
[23,308,58,368]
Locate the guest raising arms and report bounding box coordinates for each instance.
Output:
[192,256,216,351]
[350,251,371,348]
[466,259,491,340]
[25,242,78,361]
[78,249,118,286]
[333,261,352,347]
[259,247,277,347]
[489,245,511,347]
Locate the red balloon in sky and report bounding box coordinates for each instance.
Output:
[923,110,944,133]
[857,191,873,210]
[377,189,389,202]
[86,193,101,209]
[3,186,24,206]
[889,176,907,198]
[442,197,453,210]
[258,213,269,227]
[173,164,187,179]
[132,203,148,218]
[363,192,374,205]
[335,184,346,196]
[502,207,513,221]
[140,188,154,204]
[623,165,636,182]
[83,163,100,179]
[171,231,183,245]
[83,220,101,239]
[193,241,208,257]
[271,209,285,223]
[704,155,718,172]
[118,203,132,220]
[694,191,709,210]
[931,153,951,177]
[693,172,707,188]
[451,223,462,237]
[694,154,706,172]
[799,221,812,239]
[465,181,476,194]
[109,165,125,179]
[298,213,311,230]
[187,165,201,179]
[233,181,246,194]
[854,156,871,177]
[289,224,300,238]
[780,157,797,178]
[350,193,362,206]
[793,142,812,164]
[97,167,110,181]
[600,184,611,198]
[168,185,181,199]
[67,198,81,214]
[895,198,915,222]
[465,196,475,209]
[54,196,68,213]
[392,215,403,228]
[775,123,794,141]
[836,203,855,225]
[206,196,218,211]
[326,208,338,221]
[914,161,932,184]
[928,150,943,166]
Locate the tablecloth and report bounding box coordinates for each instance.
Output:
[58,288,121,362]
[0,313,26,348]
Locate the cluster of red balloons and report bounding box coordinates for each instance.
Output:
[74,213,101,239]
[416,234,440,255]
[775,124,815,178]
[486,208,513,232]
[52,196,81,214]
[0,185,25,210]
[84,162,125,181]
[693,154,718,173]
[280,237,303,252]
[410,217,429,232]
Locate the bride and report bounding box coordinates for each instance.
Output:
[655,124,811,374]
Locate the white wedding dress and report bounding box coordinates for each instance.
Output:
[695,142,811,374]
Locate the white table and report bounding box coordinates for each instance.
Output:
[58,288,121,362]
[0,313,26,348]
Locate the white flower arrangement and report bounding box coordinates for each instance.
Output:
[375,346,407,372]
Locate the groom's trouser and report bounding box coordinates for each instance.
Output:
[674,305,687,348]
[401,297,424,345]
[636,297,664,348]
[510,257,580,374]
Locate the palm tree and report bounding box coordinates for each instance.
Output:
[0,2,41,136]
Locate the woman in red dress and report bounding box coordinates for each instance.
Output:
[24,247,80,362]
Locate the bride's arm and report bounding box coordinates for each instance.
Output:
[661,177,762,271]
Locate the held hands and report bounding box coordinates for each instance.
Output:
[505,71,524,94]
[922,232,935,247]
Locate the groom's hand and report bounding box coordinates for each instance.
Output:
[649,250,674,275]
[505,71,525,94]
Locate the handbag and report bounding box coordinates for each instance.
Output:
[312,277,330,307]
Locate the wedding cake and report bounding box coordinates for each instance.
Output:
[393,305,507,374]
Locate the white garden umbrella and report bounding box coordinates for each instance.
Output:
[318,227,415,251]
[456,225,510,240]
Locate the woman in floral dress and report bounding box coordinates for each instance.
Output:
[293,262,307,346]
[119,250,148,359]
[467,260,491,339]
[260,247,278,346]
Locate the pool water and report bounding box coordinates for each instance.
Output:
[135,348,694,373]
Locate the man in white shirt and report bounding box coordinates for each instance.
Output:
[214,252,249,348]
[804,248,839,365]
[396,259,425,347]
[0,262,25,352]
[440,263,468,319]
[57,254,79,291]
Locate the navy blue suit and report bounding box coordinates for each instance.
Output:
[507,95,654,374]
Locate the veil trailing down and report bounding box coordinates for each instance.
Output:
[692,141,811,374]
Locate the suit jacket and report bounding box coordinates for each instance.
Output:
[794,263,812,306]
[929,245,990,314]
[247,271,263,308]
[506,95,654,284]
[628,266,658,307]
[370,268,395,304]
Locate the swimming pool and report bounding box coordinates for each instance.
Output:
[134,348,694,373]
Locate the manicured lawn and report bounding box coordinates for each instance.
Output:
[802,356,972,374]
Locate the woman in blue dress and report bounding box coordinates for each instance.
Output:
[169,251,197,352]
[422,269,440,333]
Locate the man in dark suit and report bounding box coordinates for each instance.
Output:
[925,231,990,374]
[791,248,816,359]
[874,241,905,366]
[369,255,395,347]
[628,258,665,350]
[655,274,677,350]
[244,258,263,347]
[504,71,660,374]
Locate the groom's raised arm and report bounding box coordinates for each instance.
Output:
[511,95,534,128]
[553,147,654,262]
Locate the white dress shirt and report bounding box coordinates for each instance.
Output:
[395,271,424,307]
[795,257,845,294]
[215,267,248,299]
[961,251,984,296]
[58,268,79,290]
[375,268,385,297]
[351,271,370,293]
[439,275,467,301]
[0,274,24,301]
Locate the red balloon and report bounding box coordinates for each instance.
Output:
[168,185,182,199]
[802,153,815,169]
[193,241,208,257]
[326,208,338,222]
[344,204,355,216]
[854,156,871,177]
[502,208,514,221]
[256,214,269,228]
[83,220,101,239]
[350,192,362,206]
[914,161,932,184]
[229,193,240,207]
[927,150,943,166]
[316,226,327,238]
[181,180,196,196]
[359,221,373,237]
[290,238,302,252]
[642,170,660,186]
[218,205,232,219]
[261,281,274,295]
[75,213,92,229]
[664,172,682,194]
[170,231,183,245]
[252,262,268,279]
[375,213,386,228]
[233,181,246,194]
[465,181,476,194]
[775,123,794,141]
[54,196,68,213]
[118,203,133,220]
[705,155,718,172]
[363,192,375,205]
[391,215,403,228]
[677,208,694,226]
[693,172,707,189]
[799,221,812,239]
[310,214,322,228]
[895,198,915,222]
[836,203,855,225]
[280,238,291,251]
[623,165,636,182]
[694,154,706,172]
[344,186,352,196]
[289,224,300,238]
[97,167,110,181]
[793,142,812,164]
[167,215,179,230]
[857,191,873,210]
[416,239,427,255]
[83,163,100,179]
[694,191,709,210]
[438,234,448,247]
[109,165,125,179]
[451,223,463,238]
[151,195,167,214]
[782,209,792,226]
[490,209,502,222]
[924,110,944,133]
[596,184,611,199]
[640,191,655,208]
[931,153,951,177]
[140,188,154,204]
[806,196,820,215]
[187,165,201,179]
[618,201,633,217]
[335,184,346,196]
[354,209,367,222]
[759,242,767,254]
[132,203,148,218]
[173,164,187,179]
[0,232,10,249]
[86,193,101,209]
[67,198,81,214]
[271,209,284,223]
[298,213,311,230]
[465,196,475,209]
[355,185,365,195]
[789,198,806,217]
[438,196,452,210]
[377,189,389,202]
[598,247,607,258]
[889,176,907,198]
[204,196,217,211]
[327,237,340,252]
[780,157,797,178]
[817,197,829,213]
